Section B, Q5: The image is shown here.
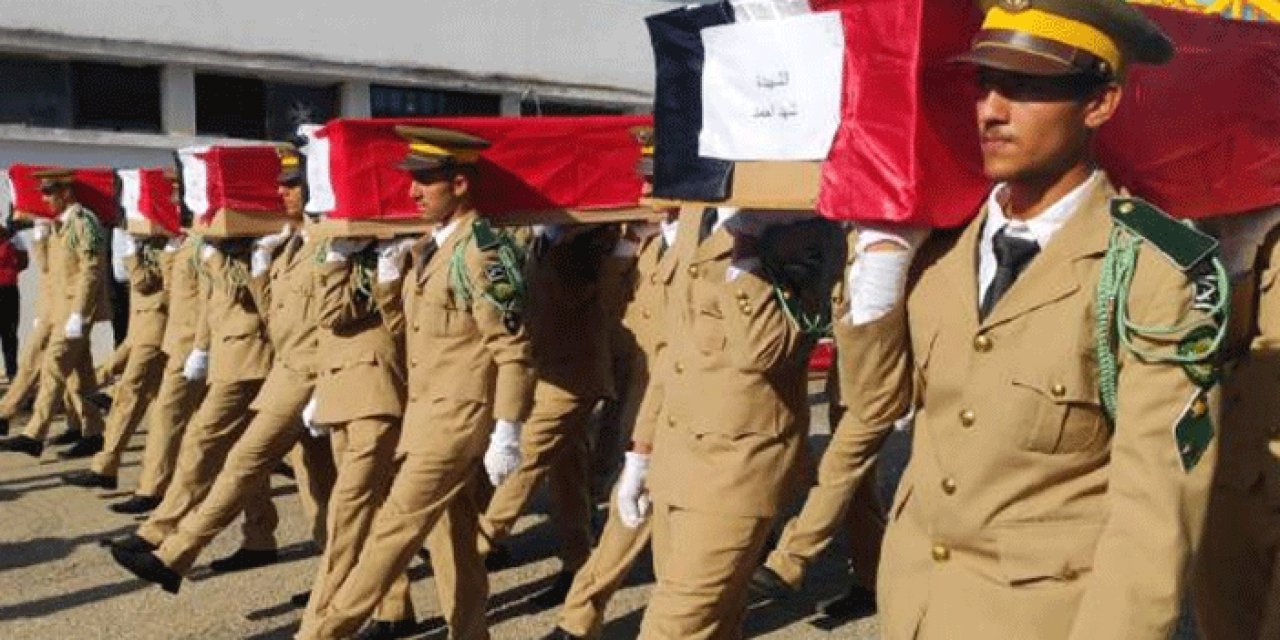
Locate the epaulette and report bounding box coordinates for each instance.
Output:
[472,218,500,251]
[1110,197,1217,272]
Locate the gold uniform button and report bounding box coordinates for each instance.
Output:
[959,409,976,428]
[1193,398,1208,417]
[1050,383,1066,398]
[973,334,992,352]
[642,309,651,319]
[736,291,749,301]
[687,265,699,278]
[931,544,951,563]
[741,305,753,315]
[413,323,421,332]
[410,358,419,367]
[1118,201,1135,215]
[941,478,957,495]
[674,362,684,373]
[667,416,676,427]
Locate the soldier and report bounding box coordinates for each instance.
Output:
[1191,209,1280,639]
[0,216,55,434]
[476,221,617,604]
[0,169,109,458]
[109,147,335,589]
[109,228,209,514]
[748,227,889,620]
[825,1,1226,637]
[61,230,170,490]
[296,126,536,640]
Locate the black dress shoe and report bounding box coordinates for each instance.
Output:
[289,590,310,608]
[483,543,514,571]
[354,618,417,640]
[110,546,181,594]
[0,435,43,458]
[50,428,82,446]
[532,571,575,608]
[108,533,157,553]
[273,460,295,479]
[208,547,279,573]
[818,584,877,620]
[81,391,113,413]
[748,565,796,601]
[58,434,103,459]
[62,470,118,489]
[542,627,585,639]
[109,495,161,514]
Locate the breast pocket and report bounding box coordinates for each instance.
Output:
[692,306,727,355]
[1009,367,1108,454]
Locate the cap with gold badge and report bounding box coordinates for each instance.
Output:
[631,125,655,180]
[276,143,305,186]
[394,125,490,173]
[33,168,75,194]
[954,0,1175,81]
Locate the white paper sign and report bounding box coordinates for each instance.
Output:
[298,124,335,215]
[699,11,844,161]
[177,146,210,219]
[729,0,811,21]
[116,169,145,223]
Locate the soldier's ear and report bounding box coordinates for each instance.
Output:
[1083,83,1122,131]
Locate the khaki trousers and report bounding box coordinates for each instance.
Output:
[639,502,773,640]
[95,341,131,387]
[154,405,335,574]
[21,336,103,440]
[303,417,412,625]
[298,398,491,640]
[559,483,653,639]
[136,380,263,546]
[0,318,50,417]
[90,346,165,477]
[135,360,207,498]
[1192,475,1280,639]
[591,340,645,494]
[289,440,337,549]
[478,382,595,572]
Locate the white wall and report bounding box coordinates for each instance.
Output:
[0,0,673,96]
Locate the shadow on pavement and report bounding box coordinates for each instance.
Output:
[0,524,135,572]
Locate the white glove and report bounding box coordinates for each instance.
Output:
[325,238,372,263]
[251,224,293,277]
[845,224,929,326]
[163,237,182,253]
[182,349,209,382]
[375,238,416,283]
[255,224,293,253]
[63,313,84,339]
[483,420,523,487]
[616,452,652,528]
[200,244,219,263]
[301,395,330,437]
[120,234,139,258]
[32,221,50,242]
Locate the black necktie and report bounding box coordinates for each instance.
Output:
[657,235,669,260]
[979,226,1040,321]
[698,208,717,244]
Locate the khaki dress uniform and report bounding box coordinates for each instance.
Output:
[133,236,209,499]
[837,175,1222,640]
[136,245,274,547]
[477,227,617,574]
[559,230,672,639]
[1193,221,1280,639]
[20,203,110,442]
[89,243,170,479]
[151,234,335,573]
[301,248,414,627]
[761,229,887,594]
[0,233,54,418]
[638,213,822,639]
[588,230,641,496]
[299,210,536,640]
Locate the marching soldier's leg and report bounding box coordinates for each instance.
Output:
[19,339,75,442]
[639,502,772,640]
[238,470,280,555]
[0,319,50,418]
[136,380,261,546]
[89,347,164,478]
[294,434,338,548]
[134,362,206,500]
[477,384,592,556]
[304,417,400,620]
[63,344,104,439]
[547,411,596,573]
[425,475,489,640]
[299,400,490,640]
[558,486,653,639]
[1193,481,1274,639]
[94,341,132,388]
[843,477,885,591]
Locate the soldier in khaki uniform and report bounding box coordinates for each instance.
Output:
[1191,210,1280,639]
[476,222,617,602]
[110,232,210,514]
[631,204,836,639]
[0,169,109,458]
[110,151,335,590]
[62,232,170,489]
[822,3,1226,638]
[0,219,56,432]
[297,127,536,640]
[300,236,417,639]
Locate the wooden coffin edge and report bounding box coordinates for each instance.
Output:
[486,207,664,227]
[311,217,435,239]
[125,218,177,238]
[192,208,301,238]
[646,160,821,210]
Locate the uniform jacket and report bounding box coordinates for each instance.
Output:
[398,210,535,422]
[615,233,678,447]
[312,253,406,424]
[123,243,170,349]
[839,175,1221,640]
[646,212,816,519]
[193,246,273,384]
[48,203,111,327]
[160,236,204,361]
[246,235,320,416]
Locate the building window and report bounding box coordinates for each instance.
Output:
[0,56,71,127]
[370,85,501,117]
[197,73,337,140]
[520,98,628,117]
[71,62,162,132]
